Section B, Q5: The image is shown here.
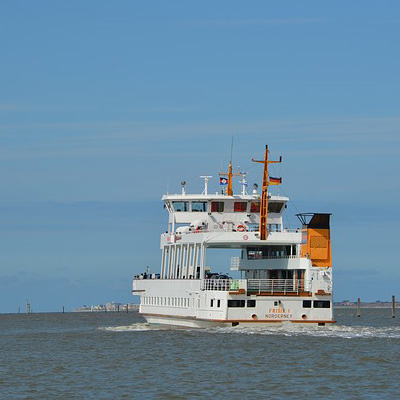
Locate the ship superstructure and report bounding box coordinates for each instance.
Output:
[133,146,334,327]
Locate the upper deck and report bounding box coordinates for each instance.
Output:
[163,192,289,233]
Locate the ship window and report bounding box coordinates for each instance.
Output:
[192,201,208,212]
[303,300,312,308]
[268,202,284,213]
[217,300,221,307]
[247,246,268,259]
[247,300,256,307]
[210,299,214,307]
[234,202,247,212]
[281,270,294,279]
[250,201,260,213]
[228,300,245,308]
[211,201,224,212]
[247,247,263,259]
[172,201,189,212]
[314,301,331,308]
[248,250,262,259]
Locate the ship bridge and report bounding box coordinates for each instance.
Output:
[162,193,289,235]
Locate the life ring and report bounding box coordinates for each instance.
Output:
[237,225,245,232]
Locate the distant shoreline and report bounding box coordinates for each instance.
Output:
[334,304,399,309]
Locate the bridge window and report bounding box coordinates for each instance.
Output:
[247,248,263,259]
[192,201,208,212]
[247,246,288,259]
[268,202,284,213]
[172,201,189,212]
[211,201,224,212]
[234,202,247,212]
[250,201,260,213]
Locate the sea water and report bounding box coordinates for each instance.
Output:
[1,308,399,399]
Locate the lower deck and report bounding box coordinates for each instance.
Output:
[133,278,334,327]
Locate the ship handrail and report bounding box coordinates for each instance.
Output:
[201,279,234,291]
[247,279,311,294]
[200,278,312,293]
[247,254,300,260]
[168,228,301,236]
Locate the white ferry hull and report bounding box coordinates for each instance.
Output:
[142,314,227,328]
[142,313,335,328]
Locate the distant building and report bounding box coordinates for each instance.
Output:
[73,303,139,312]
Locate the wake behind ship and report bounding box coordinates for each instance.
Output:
[133,146,334,327]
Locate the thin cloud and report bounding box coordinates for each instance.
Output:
[1,115,400,137]
[186,18,327,28]
[0,104,27,112]
[0,115,399,159]
[119,105,204,113]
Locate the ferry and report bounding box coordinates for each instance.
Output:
[132,145,335,327]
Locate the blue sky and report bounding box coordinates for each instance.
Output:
[0,1,399,312]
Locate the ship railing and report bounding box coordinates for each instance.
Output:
[173,227,301,236]
[201,278,312,294]
[247,254,300,260]
[201,279,242,291]
[247,279,311,295]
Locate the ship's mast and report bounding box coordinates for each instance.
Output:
[252,145,282,240]
[219,137,243,196]
[219,162,243,196]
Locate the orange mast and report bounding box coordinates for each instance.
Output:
[252,145,282,240]
[219,162,243,196]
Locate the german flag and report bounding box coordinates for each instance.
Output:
[269,177,282,185]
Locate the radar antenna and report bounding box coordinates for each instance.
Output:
[200,176,212,195]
